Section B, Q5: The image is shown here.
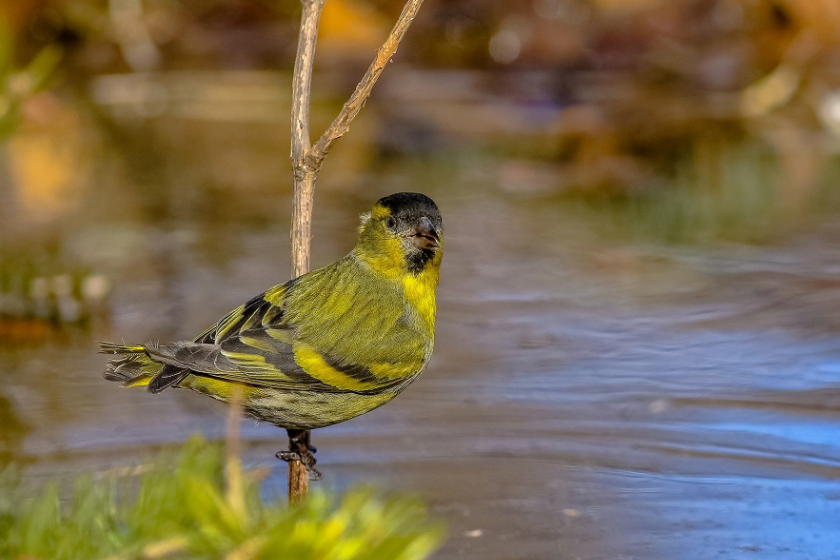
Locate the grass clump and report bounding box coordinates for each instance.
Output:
[0,436,443,560]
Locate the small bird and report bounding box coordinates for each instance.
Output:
[101,193,442,476]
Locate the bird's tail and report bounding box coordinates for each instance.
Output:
[100,342,163,388]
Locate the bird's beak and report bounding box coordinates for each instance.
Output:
[407,216,440,250]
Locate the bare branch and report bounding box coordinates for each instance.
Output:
[310,0,425,165]
[290,0,325,280]
[291,0,324,166]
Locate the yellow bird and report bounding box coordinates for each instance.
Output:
[101,193,442,476]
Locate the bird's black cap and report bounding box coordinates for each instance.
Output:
[376,192,442,228]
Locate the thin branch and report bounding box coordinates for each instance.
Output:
[290,0,325,279]
[309,0,425,166]
[290,0,324,168]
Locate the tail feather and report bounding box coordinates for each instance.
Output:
[99,342,147,355]
[148,367,191,394]
[100,342,166,389]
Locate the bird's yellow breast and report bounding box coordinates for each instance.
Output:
[402,268,437,333]
[355,234,441,336]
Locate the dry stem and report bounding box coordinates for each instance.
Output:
[225,387,247,520]
[287,0,425,504]
[290,0,325,279]
[309,0,425,166]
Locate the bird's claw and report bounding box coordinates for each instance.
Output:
[277,431,322,480]
[276,450,323,480]
[306,465,324,481]
[276,450,301,462]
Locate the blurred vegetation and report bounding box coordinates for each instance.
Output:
[0,0,837,244]
[0,16,61,140]
[0,237,111,342]
[0,267,110,342]
[560,141,778,242]
[0,436,443,560]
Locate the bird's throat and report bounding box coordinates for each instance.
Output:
[401,267,438,333]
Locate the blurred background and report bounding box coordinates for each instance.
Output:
[2,0,840,558]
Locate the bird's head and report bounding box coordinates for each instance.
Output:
[356,192,443,277]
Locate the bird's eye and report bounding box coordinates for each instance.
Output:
[386,217,396,229]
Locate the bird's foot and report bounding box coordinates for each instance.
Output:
[277,430,323,481]
[275,450,301,462]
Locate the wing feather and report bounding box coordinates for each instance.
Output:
[149,265,412,395]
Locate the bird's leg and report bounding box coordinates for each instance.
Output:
[276,429,305,463]
[276,429,322,480]
[303,430,317,454]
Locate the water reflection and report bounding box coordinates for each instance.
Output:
[0,391,28,462]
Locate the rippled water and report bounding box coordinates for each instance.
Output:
[2,114,840,559]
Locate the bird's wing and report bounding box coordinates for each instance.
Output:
[150,280,402,394]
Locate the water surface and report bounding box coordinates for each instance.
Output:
[1,90,840,559]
